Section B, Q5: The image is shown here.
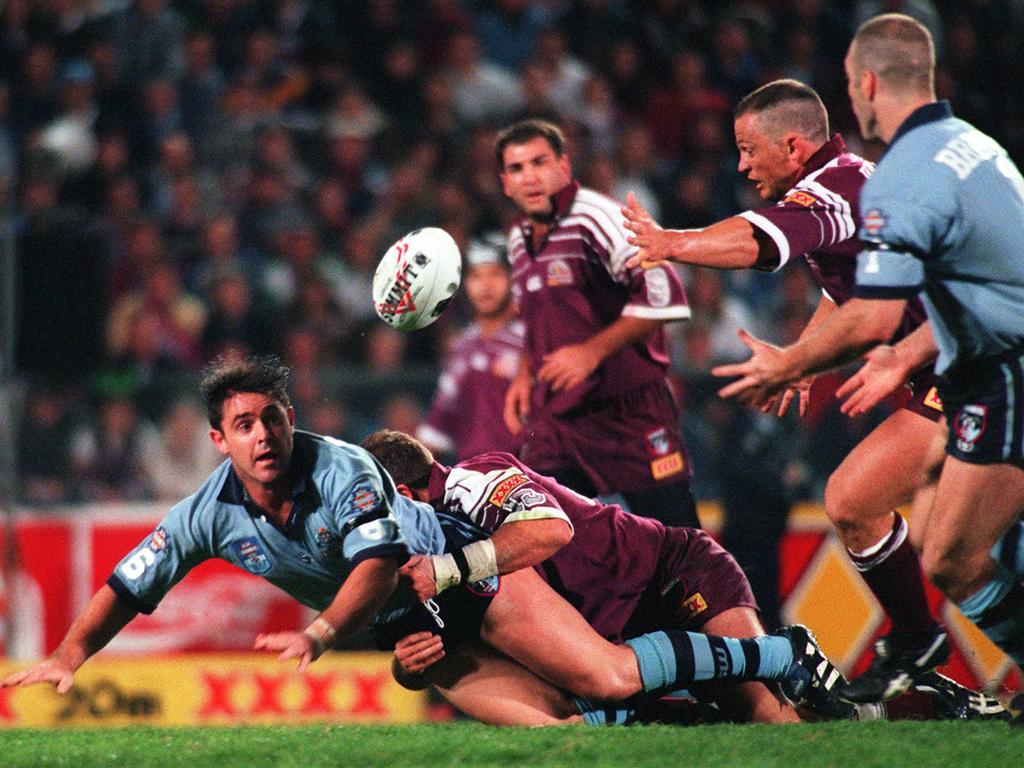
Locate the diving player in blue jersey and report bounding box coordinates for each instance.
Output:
[2,355,851,721]
[713,13,1024,704]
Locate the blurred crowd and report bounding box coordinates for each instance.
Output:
[8,0,1024,506]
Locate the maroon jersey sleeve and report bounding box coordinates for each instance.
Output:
[442,457,572,534]
[738,164,865,272]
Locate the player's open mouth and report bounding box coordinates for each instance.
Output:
[256,451,279,465]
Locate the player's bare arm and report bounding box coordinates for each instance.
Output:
[713,298,907,406]
[538,316,663,392]
[403,518,573,601]
[502,354,533,433]
[254,556,399,672]
[1,584,137,693]
[622,193,771,271]
[837,322,937,416]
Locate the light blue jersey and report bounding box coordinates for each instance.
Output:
[107,431,447,619]
[853,101,1024,374]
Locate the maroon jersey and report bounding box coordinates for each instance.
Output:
[508,181,691,414]
[418,319,525,459]
[428,452,697,641]
[739,134,928,342]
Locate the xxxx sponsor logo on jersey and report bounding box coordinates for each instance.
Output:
[783,190,817,207]
[546,259,573,287]
[488,472,530,507]
[148,526,170,553]
[923,386,943,412]
[862,208,887,237]
[353,488,379,513]
[681,592,708,620]
[231,537,273,574]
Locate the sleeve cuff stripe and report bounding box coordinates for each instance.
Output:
[622,306,692,320]
[853,285,921,299]
[105,574,157,615]
[739,211,791,268]
[349,544,410,568]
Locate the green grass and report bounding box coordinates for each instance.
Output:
[0,721,1021,768]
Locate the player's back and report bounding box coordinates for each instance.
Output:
[860,105,1024,370]
[437,451,669,641]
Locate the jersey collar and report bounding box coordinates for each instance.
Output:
[799,134,846,179]
[517,180,579,255]
[217,443,311,530]
[426,461,451,507]
[890,100,953,147]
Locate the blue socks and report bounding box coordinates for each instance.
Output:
[624,631,794,693]
[957,568,1024,666]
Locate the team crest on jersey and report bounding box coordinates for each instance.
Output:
[148,526,170,553]
[783,190,817,207]
[955,404,987,452]
[232,537,272,574]
[646,428,672,457]
[353,487,379,514]
[315,527,338,549]
[546,259,574,287]
[526,275,543,292]
[493,350,521,379]
[644,267,671,308]
[863,208,887,237]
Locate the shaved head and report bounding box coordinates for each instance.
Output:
[850,13,935,96]
[734,79,829,145]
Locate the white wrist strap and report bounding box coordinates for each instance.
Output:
[303,616,337,656]
[430,539,499,593]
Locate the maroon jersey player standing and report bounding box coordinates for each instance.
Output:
[623,79,948,701]
[417,234,525,460]
[497,119,699,529]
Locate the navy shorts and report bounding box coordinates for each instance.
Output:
[370,576,501,651]
[939,351,1024,465]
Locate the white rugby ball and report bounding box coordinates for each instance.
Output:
[373,227,462,331]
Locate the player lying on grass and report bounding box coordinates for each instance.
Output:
[364,430,1007,724]
[0,355,847,723]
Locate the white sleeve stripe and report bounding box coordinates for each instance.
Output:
[821,286,836,302]
[801,179,856,242]
[622,305,692,320]
[738,210,791,269]
[502,507,573,532]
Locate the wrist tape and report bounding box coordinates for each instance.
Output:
[430,539,498,593]
[303,616,337,656]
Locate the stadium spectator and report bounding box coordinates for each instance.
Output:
[497,119,698,529]
[140,399,222,501]
[17,385,79,505]
[70,394,158,502]
[417,234,524,461]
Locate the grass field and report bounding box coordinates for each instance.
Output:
[2,721,1021,768]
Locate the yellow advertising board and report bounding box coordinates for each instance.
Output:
[0,653,426,728]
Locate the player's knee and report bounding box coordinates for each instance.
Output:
[823,469,867,531]
[569,665,637,701]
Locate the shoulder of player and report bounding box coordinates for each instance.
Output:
[299,432,386,501]
[565,187,628,240]
[446,456,527,503]
[791,155,871,201]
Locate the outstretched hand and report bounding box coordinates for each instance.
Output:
[836,344,909,416]
[622,192,673,270]
[254,631,319,672]
[712,329,796,408]
[1,658,76,694]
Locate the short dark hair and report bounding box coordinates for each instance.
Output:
[199,354,292,429]
[494,119,566,169]
[734,79,829,143]
[361,430,434,489]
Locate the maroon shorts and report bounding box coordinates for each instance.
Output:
[622,527,758,637]
[520,380,691,495]
[904,369,944,423]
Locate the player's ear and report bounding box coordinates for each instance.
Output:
[395,483,414,499]
[862,69,877,101]
[287,406,295,428]
[209,428,230,456]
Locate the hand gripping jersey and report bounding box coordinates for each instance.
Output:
[107,431,447,620]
